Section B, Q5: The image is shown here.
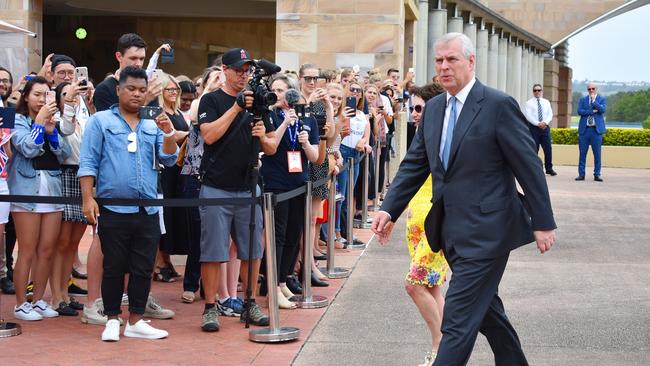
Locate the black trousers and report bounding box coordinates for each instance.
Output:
[98,208,160,316]
[529,125,553,172]
[263,190,304,284]
[434,245,528,366]
[182,175,202,293]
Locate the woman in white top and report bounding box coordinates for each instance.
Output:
[335,82,370,245]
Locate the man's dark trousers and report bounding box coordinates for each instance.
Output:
[434,242,528,366]
[529,125,553,173]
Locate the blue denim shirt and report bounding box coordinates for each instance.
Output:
[7,114,71,211]
[77,105,178,215]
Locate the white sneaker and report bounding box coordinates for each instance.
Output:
[123,319,168,339]
[121,293,129,306]
[82,298,124,325]
[101,319,121,342]
[14,301,43,321]
[32,299,59,318]
[144,294,175,319]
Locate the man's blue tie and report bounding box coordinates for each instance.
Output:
[442,96,457,170]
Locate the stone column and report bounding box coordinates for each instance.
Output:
[447,17,463,34]
[520,47,529,107]
[487,32,499,88]
[416,0,429,86]
[0,1,43,81]
[513,43,522,105]
[544,58,560,127]
[475,28,488,84]
[497,36,508,92]
[506,41,517,97]
[426,8,447,83]
[463,22,476,48]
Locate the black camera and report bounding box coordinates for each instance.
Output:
[247,59,281,118]
[311,101,327,138]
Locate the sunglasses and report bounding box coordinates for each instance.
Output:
[587,88,596,91]
[127,132,137,153]
[409,105,423,113]
[164,88,180,93]
[303,76,318,83]
[533,89,542,92]
[350,87,362,93]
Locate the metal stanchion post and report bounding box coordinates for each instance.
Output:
[291,181,328,308]
[250,193,300,343]
[320,174,351,279]
[373,142,381,212]
[346,157,366,250]
[356,152,371,229]
[0,234,21,338]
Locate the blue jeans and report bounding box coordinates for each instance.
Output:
[578,127,603,177]
[336,145,360,232]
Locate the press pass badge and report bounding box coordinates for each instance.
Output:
[287,151,303,173]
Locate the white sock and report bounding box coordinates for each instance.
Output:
[218,297,229,304]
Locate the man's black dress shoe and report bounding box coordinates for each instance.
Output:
[286,276,303,295]
[0,276,15,294]
[546,170,557,176]
[594,176,603,182]
[575,176,585,181]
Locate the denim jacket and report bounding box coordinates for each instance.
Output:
[77,105,178,215]
[8,114,71,211]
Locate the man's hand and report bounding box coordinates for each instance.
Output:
[83,197,100,225]
[251,120,266,138]
[534,230,556,254]
[37,53,54,78]
[236,90,254,110]
[538,122,547,130]
[372,211,395,245]
[156,43,172,55]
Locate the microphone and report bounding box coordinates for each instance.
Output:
[256,59,281,74]
[285,89,301,108]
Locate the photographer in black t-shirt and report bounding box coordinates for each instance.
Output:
[197,48,277,331]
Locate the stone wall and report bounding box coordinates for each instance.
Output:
[0,0,43,79]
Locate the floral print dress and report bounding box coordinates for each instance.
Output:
[405,175,449,287]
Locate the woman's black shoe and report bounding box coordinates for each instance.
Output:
[286,276,303,295]
[314,254,327,261]
[311,273,329,287]
[71,268,87,280]
[68,297,84,310]
[56,302,78,316]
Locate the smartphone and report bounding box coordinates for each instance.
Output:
[152,69,163,80]
[316,78,327,89]
[45,90,56,105]
[138,106,163,120]
[75,67,88,85]
[345,96,356,115]
[160,47,174,64]
[0,107,16,129]
[408,67,414,74]
[25,75,35,82]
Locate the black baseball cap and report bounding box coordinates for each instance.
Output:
[222,48,253,68]
[51,54,76,71]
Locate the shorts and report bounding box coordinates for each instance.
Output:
[198,184,263,262]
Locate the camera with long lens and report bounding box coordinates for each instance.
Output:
[247,59,281,118]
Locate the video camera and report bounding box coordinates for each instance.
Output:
[247,59,281,118]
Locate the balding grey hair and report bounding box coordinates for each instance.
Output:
[434,32,475,59]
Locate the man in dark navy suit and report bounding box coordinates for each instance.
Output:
[373,33,557,365]
[576,83,607,182]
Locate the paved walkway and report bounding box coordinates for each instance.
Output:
[2,166,649,365]
[294,166,650,365]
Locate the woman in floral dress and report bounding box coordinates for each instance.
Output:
[402,83,447,366]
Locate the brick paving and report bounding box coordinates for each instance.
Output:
[0,214,376,366]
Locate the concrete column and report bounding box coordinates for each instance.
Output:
[447,17,463,34]
[487,32,499,88]
[497,37,508,92]
[538,55,545,91]
[513,43,522,105]
[463,23,477,48]
[415,0,429,86]
[520,47,529,108]
[426,8,447,83]
[506,41,517,97]
[527,50,535,97]
[475,28,488,84]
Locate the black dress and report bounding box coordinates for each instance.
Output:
[159,111,190,255]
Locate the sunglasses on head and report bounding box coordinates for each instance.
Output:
[409,105,423,113]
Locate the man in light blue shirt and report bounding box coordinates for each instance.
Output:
[78,66,177,342]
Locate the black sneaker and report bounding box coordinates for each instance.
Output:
[546,170,557,176]
[240,301,269,326]
[68,280,88,296]
[575,176,585,181]
[594,176,603,182]
[68,297,84,310]
[0,276,15,294]
[56,302,79,316]
[201,307,220,332]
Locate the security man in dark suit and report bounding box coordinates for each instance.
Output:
[372,33,557,365]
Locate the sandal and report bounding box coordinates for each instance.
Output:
[181,291,195,303]
[153,267,176,282]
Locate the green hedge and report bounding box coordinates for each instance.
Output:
[550,128,650,147]
[643,115,650,129]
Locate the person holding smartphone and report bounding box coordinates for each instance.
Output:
[9,76,71,321]
[78,66,178,341]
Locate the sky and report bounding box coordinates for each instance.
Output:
[569,4,650,82]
